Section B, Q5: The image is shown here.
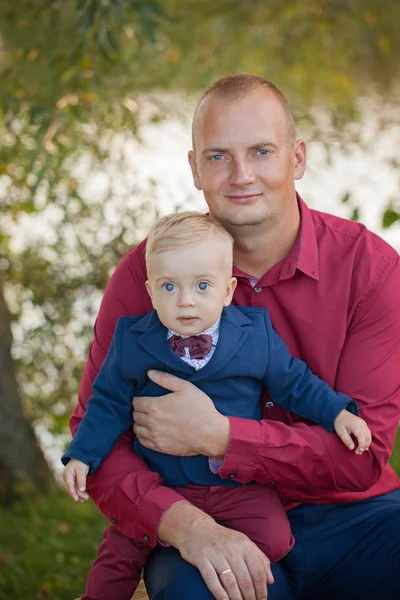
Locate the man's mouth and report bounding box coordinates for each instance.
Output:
[225,193,262,204]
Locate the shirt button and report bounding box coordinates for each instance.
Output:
[229,473,236,479]
[270,480,276,486]
[144,534,150,542]
[111,518,117,524]
[254,286,262,293]
[265,401,274,408]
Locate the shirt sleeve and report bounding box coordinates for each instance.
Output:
[262,311,358,432]
[69,245,188,546]
[219,255,400,500]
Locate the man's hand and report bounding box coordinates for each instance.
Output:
[132,370,230,457]
[158,502,274,600]
[334,409,372,455]
[63,459,90,502]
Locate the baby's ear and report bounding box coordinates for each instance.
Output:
[224,277,237,306]
[145,281,154,305]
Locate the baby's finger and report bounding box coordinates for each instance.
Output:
[356,430,368,449]
[76,486,90,502]
[75,470,89,501]
[337,426,355,450]
[64,470,79,501]
[76,471,87,492]
[355,427,372,454]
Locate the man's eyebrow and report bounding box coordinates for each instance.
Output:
[202,147,227,156]
[248,141,278,150]
[202,142,278,156]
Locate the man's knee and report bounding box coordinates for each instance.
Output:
[144,546,214,600]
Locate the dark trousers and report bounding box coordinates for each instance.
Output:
[82,482,292,600]
[144,488,400,600]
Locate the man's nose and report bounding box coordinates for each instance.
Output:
[229,159,255,186]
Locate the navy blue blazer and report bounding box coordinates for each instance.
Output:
[62,305,357,486]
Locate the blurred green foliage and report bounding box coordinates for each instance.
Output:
[0,1,399,484]
[0,491,107,599]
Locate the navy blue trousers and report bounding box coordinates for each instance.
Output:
[144,489,400,600]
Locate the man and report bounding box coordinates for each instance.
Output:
[71,74,400,600]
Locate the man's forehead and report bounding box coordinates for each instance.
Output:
[192,90,286,149]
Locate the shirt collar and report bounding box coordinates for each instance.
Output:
[233,194,319,285]
[296,194,320,281]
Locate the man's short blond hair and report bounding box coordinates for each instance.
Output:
[146,212,233,268]
[193,73,296,145]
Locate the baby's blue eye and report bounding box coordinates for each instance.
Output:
[197,281,209,291]
[163,283,176,292]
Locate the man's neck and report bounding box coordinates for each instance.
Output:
[231,210,300,280]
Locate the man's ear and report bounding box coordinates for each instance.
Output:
[224,277,238,306]
[294,139,306,181]
[188,150,202,191]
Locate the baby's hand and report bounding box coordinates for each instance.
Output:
[63,459,90,502]
[334,409,372,455]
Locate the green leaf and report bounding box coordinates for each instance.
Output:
[340,192,351,204]
[382,207,400,229]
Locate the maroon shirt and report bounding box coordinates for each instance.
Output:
[71,197,400,547]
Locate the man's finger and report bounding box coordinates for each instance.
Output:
[227,555,257,600]
[132,411,151,428]
[198,560,229,600]
[132,396,153,412]
[244,554,268,600]
[133,424,156,447]
[217,567,243,600]
[147,369,189,392]
[260,555,274,586]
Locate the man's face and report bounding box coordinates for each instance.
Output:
[146,236,237,336]
[189,90,306,230]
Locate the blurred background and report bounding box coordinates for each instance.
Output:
[1,1,399,598]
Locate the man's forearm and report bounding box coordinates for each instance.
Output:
[157,501,215,547]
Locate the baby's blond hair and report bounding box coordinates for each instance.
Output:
[145,212,233,269]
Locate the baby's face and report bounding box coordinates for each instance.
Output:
[146,235,236,335]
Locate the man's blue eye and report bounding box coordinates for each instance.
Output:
[258,149,270,156]
[211,154,224,161]
[197,282,209,291]
[163,283,175,292]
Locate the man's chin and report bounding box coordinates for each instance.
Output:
[220,212,270,229]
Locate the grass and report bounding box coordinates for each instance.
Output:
[0,491,107,600]
[0,432,399,599]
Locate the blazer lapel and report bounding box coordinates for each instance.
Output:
[134,311,195,375]
[190,306,250,382]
